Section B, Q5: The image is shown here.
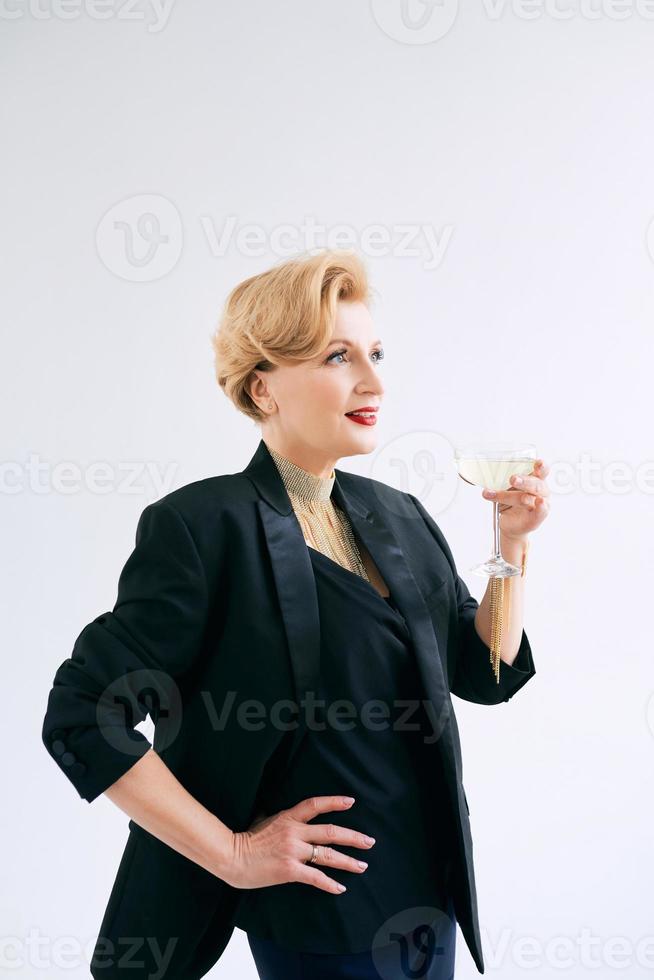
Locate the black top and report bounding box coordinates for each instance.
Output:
[233,545,456,954]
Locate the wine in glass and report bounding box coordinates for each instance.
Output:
[454,442,537,578]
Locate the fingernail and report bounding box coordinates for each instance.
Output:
[343,797,355,805]
[513,476,523,485]
[337,883,347,892]
[485,489,496,497]
[357,860,368,869]
[365,836,376,845]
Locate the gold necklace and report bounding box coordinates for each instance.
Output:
[267,445,370,583]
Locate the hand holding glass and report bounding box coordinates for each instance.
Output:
[454,443,537,578]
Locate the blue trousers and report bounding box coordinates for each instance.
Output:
[247,896,457,980]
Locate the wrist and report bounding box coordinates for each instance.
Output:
[500,530,529,544]
[501,533,529,575]
[206,818,238,883]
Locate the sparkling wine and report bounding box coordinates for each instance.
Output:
[455,456,534,492]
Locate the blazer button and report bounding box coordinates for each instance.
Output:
[61,752,77,766]
[70,761,86,777]
[52,740,66,756]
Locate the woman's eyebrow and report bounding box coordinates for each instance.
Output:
[328,338,383,347]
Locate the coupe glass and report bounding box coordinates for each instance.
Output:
[454,442,537,578]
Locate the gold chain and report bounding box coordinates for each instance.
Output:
[489,578,504,682]
[267,445,370,582]
[489,538,529,683]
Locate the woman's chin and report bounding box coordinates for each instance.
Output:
[342,426,378,453]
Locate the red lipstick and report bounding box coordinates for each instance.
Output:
[345,407,379,427]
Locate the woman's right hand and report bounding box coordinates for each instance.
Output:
[223,795,376,894]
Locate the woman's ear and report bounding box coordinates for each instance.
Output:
[247,371,267,412]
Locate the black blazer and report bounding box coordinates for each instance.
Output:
[41,437,536,978]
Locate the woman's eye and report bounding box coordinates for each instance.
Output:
[326,348,384,364]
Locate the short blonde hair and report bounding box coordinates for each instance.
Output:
[211,249,373,424]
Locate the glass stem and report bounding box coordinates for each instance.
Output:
[492,499,502,560]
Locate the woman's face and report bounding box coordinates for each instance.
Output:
[251,299,385,475]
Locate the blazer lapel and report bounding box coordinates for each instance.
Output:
[257,500,322,705]
[244,439,322,711]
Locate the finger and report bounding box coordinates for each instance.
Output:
[508,474,550,497]
[289,795,356,824]
[302,842,369,874]
[482,488,541,507]
[293,863,349,894]
[534,458,550,477]
[525,494,551,512]
[299,821,376,851]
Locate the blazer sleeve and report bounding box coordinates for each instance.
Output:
[41,500,210,803]
[408,493,536,705]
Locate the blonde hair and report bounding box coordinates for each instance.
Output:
[211,249,373,424]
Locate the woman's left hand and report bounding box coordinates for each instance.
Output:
[481,458,551,541]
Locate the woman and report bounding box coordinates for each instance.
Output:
[42,249,549,980]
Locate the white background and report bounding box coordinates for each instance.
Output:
[3,1,654,976]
